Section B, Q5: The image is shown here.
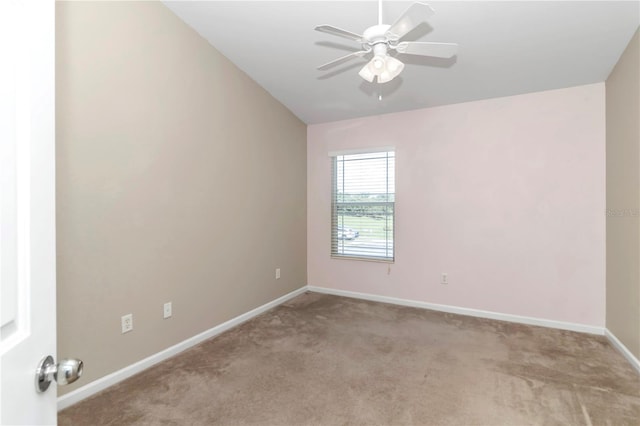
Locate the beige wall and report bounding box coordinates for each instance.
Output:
[56,1,306,394]
[606,28,640,358]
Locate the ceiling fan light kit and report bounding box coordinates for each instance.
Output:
[358,36,405,83]
[315,1,458,84]
[359,55,405,83]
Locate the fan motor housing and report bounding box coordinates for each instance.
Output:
[362,24,392,45]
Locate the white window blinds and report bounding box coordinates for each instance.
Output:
[331,150,395,262]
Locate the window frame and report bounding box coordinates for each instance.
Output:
[330,148,395,263]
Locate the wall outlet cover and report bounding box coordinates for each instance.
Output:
[121,314,133,333]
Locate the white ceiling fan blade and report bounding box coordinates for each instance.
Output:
[317,51,368,71]
[315,25,363,42]
[395,41,458,58]
[386,2,435,40]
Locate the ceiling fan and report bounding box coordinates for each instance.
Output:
[315,1,458,84]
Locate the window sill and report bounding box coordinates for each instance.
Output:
[330,255,394,264]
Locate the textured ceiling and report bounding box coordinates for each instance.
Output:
[164,1,639,124]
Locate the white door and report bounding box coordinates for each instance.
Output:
[1,0,57,424]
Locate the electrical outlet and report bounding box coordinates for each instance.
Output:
[121,314,133,333]
[275,268,281,279]
[441,273,448,285]
[163,302,172,319]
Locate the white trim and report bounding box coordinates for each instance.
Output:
[605,328,640,374]
[57,286,308,411]
[327,146,394,157]
[307,286,605,335]
[60,285,638,412]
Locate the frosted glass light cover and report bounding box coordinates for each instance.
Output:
[358,62,376,82]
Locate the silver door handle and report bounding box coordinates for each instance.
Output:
[35,355,83,392]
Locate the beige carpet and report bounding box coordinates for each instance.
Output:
[59,292,640,425]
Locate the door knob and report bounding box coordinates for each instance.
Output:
[35,355,83,392]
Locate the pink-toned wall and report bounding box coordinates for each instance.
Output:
[308,83,606,327]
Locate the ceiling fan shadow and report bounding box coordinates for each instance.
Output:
[317,61,367,80]
[358,76,404,98]
[315,41,361,52]
[400,55,457,68]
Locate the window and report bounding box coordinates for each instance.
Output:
[331,150,395,262]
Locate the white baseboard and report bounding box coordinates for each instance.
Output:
[307,286,605,335]
[605,328,640,374]
[57,286,308,411]
[60,285,631,411]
